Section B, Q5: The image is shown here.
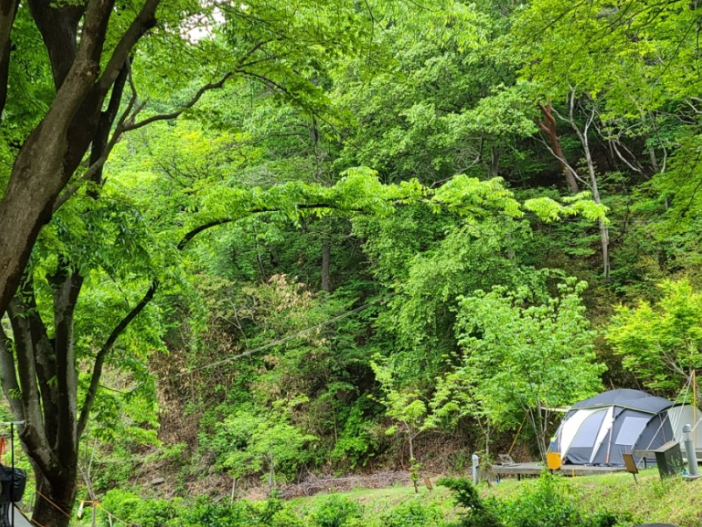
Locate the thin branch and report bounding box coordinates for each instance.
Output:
[77,280,158,437]
[0,317,22,419]
[97,0,161,93]
[123,72,233,132]
[53,63,140,213]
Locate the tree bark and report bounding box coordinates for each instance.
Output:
[0,0,160,319]
[321,235,331,292]
[33,469,78,527]
[0,0,18,119]
[0,6,163,526]
[536,103,580,194]
[565,96,611,280]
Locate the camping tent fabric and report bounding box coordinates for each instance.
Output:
[666,405,702,449]
[572,389,675,414]
[554,390,680,467]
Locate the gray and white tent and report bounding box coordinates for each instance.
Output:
[551,389,702,467]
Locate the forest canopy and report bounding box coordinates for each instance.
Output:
[0,0,701,525]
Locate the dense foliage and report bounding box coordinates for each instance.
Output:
[96,474,626,527]
[1,0,702,523]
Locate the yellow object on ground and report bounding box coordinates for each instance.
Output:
[546,452,562,470]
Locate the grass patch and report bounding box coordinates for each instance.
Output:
[291,470,702,527]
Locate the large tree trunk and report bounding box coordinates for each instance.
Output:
[32,467,78,527]
[0,0,160,316]
[0,6,162,525]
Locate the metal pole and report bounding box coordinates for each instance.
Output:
[10,423,14,527]
[683,423,700,477]
[694,370,698,451]
[471,453,479,485]
[0,422,24,527]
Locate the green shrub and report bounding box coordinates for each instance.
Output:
[438,477,503,527]
[497,472,625,527]
[330,401,380,471]
[177,499,263,527]
[382,499,444,527]
[100,492,305,527]
[270,507,308,527]
[100,489,180,527]
[311,495,363,527]
[498,472,580,527]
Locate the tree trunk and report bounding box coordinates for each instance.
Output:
[567,97,611,280]
[0,0,160,316]
[0,0,18,119]
[489,145,500,178]
[32,467,78,527]
[406,424,415,462]
[536,103,580,194]
[321,235,331,292]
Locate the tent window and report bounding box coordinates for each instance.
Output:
[570,410,607,448]
[615,416,650,446]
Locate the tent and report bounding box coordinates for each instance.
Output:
[551,389,702,467]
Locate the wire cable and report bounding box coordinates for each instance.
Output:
[173,294,392,378]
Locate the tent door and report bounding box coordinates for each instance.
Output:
[589,406,615,464]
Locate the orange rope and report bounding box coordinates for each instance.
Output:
[34,486,133,527]
[94,502,134,526]
[34,490,72,519]
[12,503,48,527]
[28,515,49,527]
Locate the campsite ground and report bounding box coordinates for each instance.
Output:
[286,469,702,527]
[67,468,702,526]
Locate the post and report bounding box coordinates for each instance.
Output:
[10,423,13,527]
[471,453,479,485]
[694,371,698,450]
[683,424,700,478]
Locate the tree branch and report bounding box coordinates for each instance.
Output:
[0,0,18,119]
[5,297,57,475]
[53,64,138,213]
[26,0,85,88]
[52,268,84,457]
[0,316,22,419]
[98,0,161,93]
[77,280,158,438]
[123,72,233,132]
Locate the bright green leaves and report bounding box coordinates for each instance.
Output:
[608,279,702,397]
[434,277,604,441]
[524,192,608,223]
[431,176,521,218]
[513,0,702,121]
[214,0,374,116]
[213,407,317,484]
[194,169,605,233]
[370,357,435,447]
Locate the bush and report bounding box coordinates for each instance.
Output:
[331,404,379,470]
[497,472,625,527]
[382,499,444,527]
[100,489,180,527]
[438,477,502,527]
[311,495,363,527]
[100,492,308,527]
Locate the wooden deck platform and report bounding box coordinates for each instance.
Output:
[492,462,626,479]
